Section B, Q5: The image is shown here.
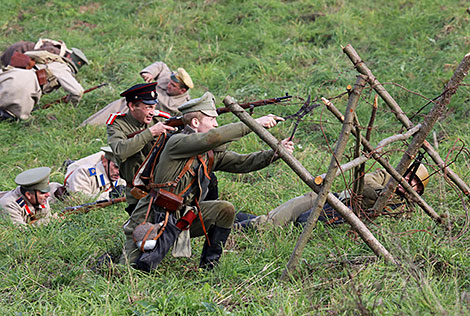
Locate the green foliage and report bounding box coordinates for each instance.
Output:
[1,0,470,314]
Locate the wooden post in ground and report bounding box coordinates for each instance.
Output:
[281,75,368,280]
[373,52,470,212]
[323,99,442,223]
[342,44,470,198]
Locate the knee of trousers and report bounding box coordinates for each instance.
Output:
[215,201,235,227]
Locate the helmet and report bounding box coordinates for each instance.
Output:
[410,164,429,195]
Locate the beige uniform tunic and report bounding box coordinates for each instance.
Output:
[65,159,126,200]
[0,187,51,225]
[139,61,191,115]
[80,61,190,126]
[0,68,42,120]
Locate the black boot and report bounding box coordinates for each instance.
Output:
[199,225,231,270]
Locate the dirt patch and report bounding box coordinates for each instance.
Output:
[79,2,100,14]
[68,20,98,30]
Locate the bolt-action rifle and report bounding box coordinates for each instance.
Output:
[165,93,292,128]
[40,83,109,110]
[127,93,292,139]
[61,196,126,216]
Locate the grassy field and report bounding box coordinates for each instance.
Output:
[1,0,470,314]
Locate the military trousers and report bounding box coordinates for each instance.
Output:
[120,196,235,266]
[248,191,318,227]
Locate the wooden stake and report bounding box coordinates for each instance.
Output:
[343,44,470,198]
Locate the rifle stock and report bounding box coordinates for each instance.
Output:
[41,83,109,110]
[61,196,126,215]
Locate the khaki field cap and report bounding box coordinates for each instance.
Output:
[15,167,51,193]
[414,164,429,194]
[171,67,194,89]
[178,92,218,117]
[100,146,118,165]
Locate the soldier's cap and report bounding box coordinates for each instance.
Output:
[70,48,89,70]
[170,67,194,90]
[100,146,118,165]
[15,167,51,193]
[120,82,159,105]
[178,92,218,117]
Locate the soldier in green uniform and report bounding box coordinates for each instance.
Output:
[107,83,176,215]
[235,164,430,228]
[0,167,53,225]
[120,91,294,271]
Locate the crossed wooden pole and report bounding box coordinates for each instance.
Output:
[224,45,470,280]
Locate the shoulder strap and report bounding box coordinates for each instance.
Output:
[106,112,126,125]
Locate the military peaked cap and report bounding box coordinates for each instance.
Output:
[15,167,51,193]
[120,82,159,105]
[170,68,194,89]
[70,48,88,70]
[178,92,218,117]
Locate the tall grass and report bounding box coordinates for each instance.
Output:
[0,0,469,314]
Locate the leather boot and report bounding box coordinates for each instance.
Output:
[199,225,231,270]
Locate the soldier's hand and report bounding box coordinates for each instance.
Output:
[149,122,176,137]
[280,138,294,154]
[141,72,154,83]
[255,114,284,129]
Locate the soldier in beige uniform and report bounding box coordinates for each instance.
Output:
[107,83,176,215]
[80,62,193,126]
[64,146,126,200]
[0,46,88,120]
[120,92,295,271]
[0,167,53,226]
[235,165,430,228]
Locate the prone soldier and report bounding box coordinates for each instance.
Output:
[0,167,54,225]
[235,164,430,228]
[62,146,127,200]
[0,39,88,120]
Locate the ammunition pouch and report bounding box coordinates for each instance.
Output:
[151,189,183,212]
[35,68,48,86]
[130,186,148,200]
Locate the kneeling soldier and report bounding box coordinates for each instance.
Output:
[0,167,53,225]
[120,92,294,271]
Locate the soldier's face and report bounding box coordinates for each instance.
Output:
[195,115,218,133]
[25,190,50,206]
[396,175,423,195]
[129,101,156,124]
[167,80,186,96]
[104,159,120,181]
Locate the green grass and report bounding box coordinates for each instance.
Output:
[1,0,470,314]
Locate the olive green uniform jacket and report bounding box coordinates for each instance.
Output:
[107,113,164,206]
[120,122,278,265]
[80,61,190,126]
[0,187,51,225]
[251,168,406,227]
